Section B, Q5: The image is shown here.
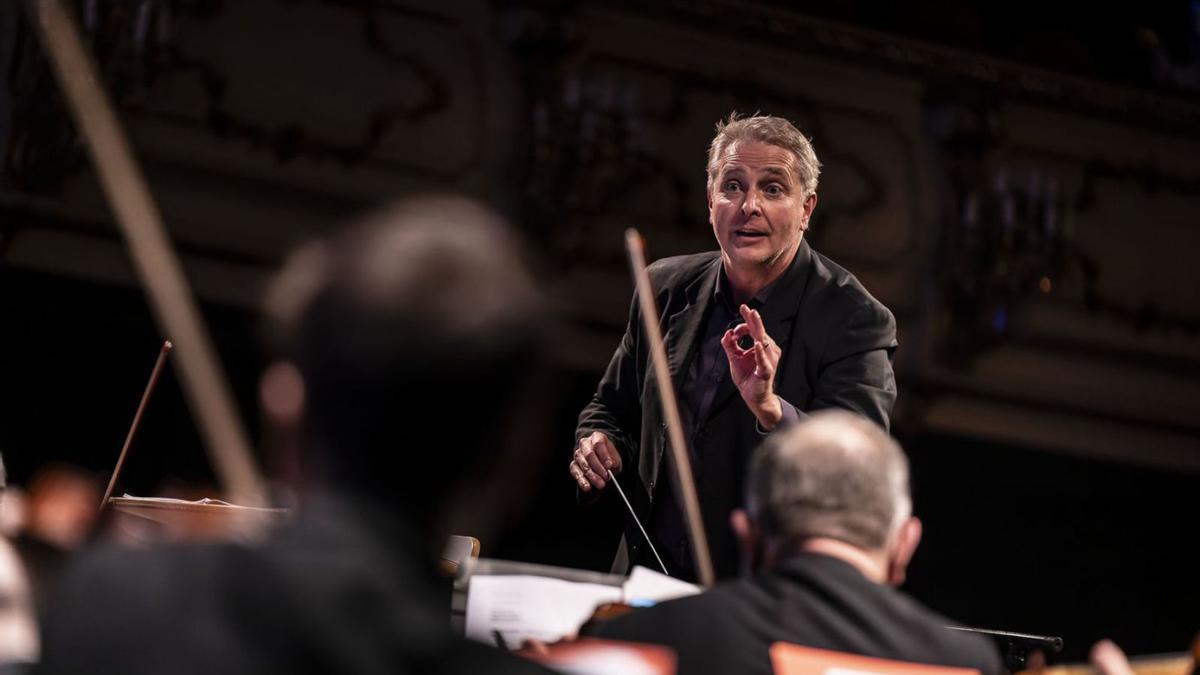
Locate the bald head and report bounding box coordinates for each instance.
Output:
[746,410,910,553]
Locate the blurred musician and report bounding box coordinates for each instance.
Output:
[36,197,555,675]
[571,113,899,581]
[582,410,1002,675]
[0,455,39,670]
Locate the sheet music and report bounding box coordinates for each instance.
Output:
[622,566,700,605]
[463,565,701,647]
[465,575,623,647]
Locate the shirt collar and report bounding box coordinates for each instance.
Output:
[713,245,805,312]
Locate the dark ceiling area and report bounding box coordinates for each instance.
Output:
[781,0,1200,97]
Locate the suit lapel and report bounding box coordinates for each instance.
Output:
[664,257,721,391]
[760,240,812,352]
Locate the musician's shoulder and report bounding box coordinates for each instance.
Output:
[443,635,560,675]
[646,251,720,286]
[586,581,742,640]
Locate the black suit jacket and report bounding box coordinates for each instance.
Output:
[577,241,897,578]
[583,553,1002,675]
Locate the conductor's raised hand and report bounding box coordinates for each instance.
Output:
[570,431,622,492]
[721,304,784,430]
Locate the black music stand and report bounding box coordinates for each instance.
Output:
[947,626,1064,672]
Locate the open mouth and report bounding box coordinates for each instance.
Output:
[734,229,768,240]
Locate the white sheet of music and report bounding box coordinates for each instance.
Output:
[622,566,700,605]
[465,575,623,647]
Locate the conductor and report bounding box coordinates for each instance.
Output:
[571,113,899,581]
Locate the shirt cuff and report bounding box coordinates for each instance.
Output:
[755,396,803,435]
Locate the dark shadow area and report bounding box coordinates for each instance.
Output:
[900,430,1199,662]
[0,266,263,496]
[489,369,627,572]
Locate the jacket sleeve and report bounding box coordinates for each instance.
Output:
[575,292,646,473]
[805,299,898,430]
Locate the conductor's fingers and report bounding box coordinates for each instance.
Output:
[591,433,622,472]
[723,325,755,356]
[739,304,768,340]
[753,340,775,380]
[576,437,607,490]
[583,443,607,478]
[569,461,590,491]
[720,328,738,354]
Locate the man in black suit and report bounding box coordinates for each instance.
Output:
[570,113,898,580]
[583,410,1002,675]
[36,197,554,675]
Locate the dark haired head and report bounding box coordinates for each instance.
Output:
[265,196,547,516]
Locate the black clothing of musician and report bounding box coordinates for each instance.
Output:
[37,495,553,675]
[583,552,1002,675]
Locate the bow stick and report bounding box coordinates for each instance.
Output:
[99,340,173,509]
[28,0,267,507]
[624,229,715,588]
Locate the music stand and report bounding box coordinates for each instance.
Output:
[947,626,1063,672]
[101,341,286,539]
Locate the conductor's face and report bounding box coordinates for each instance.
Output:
[708,140,817,276]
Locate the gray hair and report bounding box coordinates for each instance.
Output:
[745,410,911,552]
[706,113,822,197]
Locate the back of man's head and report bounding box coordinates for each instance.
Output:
[746,410,910,554]
[265,195,545,513]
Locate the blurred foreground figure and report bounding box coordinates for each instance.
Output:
[583,410,1002,675]
[0,456,39,670]
[0,539,38,669]
[37,197,553,675]
[9,464,99,611]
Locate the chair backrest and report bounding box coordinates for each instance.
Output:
[440,535,480,575]
[770,643,981,675]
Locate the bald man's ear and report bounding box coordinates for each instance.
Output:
[731,509,751,545]
[731,509,759,574]
[886,517,922,587]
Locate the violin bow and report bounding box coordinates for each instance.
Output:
[28,0,267,507]
[624,229,715,588]
[100,340,173,510]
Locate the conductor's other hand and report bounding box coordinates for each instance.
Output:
[570,431,622,492]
